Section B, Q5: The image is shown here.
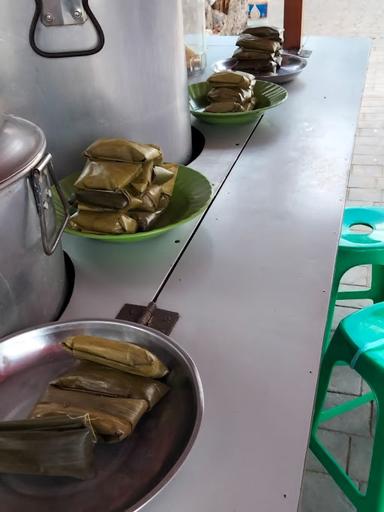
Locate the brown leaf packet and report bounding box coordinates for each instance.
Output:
[236,34,281,53]
[51,361,169,410]
[207,86,253,103]
[205,101,246,113]
[0,416,95,479]
[75,189,129,209]
[233,59,278,74]
[207,70,255,89]
[153,163,179,196]
[241,25,284,42]
[62,336,169,378]
[74,160,143,191]
[128,209,165,231]
[69,211,138,234]
[84,139,163,164]
[31,386,148,443]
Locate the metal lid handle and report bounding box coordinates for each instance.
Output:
[30,154,70,256]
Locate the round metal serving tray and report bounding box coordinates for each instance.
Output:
[0,320,204,512]
[212,52,307,84]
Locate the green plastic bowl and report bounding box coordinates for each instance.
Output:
[53,165,212,243]
[189,79,288,125]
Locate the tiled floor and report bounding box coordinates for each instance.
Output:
[266,1,384,510]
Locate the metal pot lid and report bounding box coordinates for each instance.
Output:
[0,114,46,186]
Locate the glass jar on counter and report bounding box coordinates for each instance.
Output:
[182,0,207,75]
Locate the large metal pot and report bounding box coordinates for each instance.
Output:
[0,113,69,337]
[0,0,192,179]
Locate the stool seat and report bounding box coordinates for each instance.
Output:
[341,207,384,248]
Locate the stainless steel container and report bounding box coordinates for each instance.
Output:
[0,114,69,337]
[0,0,192,179]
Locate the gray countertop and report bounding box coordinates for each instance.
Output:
[63,36,370,511]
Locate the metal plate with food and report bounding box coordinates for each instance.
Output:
[0,319,203,512]
[212,53,308,84]
[53,166,212,242]
[189,79,288,125]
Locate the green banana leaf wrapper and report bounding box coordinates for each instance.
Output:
[241,25,284,42]
[0,416,95,479]
[62,336,169,378]
[69,211,138,234]
[85,139,163,164]
[236,34,281,53]
[31,386,148,443]
[51,361,169,410]
[74,160,143,191]
[207,71,255,89]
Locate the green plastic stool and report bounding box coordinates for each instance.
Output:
[324,206,384,350]
[311,302,384,511]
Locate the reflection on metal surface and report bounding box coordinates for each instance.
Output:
[0,320,204,512]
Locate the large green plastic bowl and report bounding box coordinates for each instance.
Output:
[189,79,288,125]
[53,165,212,243]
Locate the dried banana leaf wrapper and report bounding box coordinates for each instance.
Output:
[0,416,95,479]
[236,34,281,53]
[69,211,138,234]
[234,60,278,74]
[51,361,169,410]
[242,25,284,42]
[74,160,143,191]
[208,86,253,103]
[205,100,255,113]
[130,160,155,193]
[62,336,169,378]
[85,139,163,164]
[233,47,281,61]
[31,386,148,443]
[153,163,179,196]
[208,71,255,89]
[75,189,129,209]
[129,209,165,231]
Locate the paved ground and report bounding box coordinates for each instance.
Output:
[264,1,384,510]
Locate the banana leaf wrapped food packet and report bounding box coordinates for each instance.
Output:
[242,25,284,42]
[69,211,138,234]
[233,47,282,63]
[0,416,95,479]
[153,163,179,196]
[129,210,165,231]
[75,189,129,209]
[130,160,155,193]
[205,101,246,113]
[74,160,143,191]
[236,34,281,53]
[85,139,163,165]
[62,336,169,378]
[51,361,169,410]
[234,60,278,74]
[31,386,148,443]
[207,70,255,89]
[208,87,253,103]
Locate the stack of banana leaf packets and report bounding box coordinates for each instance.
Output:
[0,336,170,479]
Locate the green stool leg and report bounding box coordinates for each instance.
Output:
[310,330,365,508]
[364,392,384,510]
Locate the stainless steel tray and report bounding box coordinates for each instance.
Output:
[0,320,204,512]
[212,52,308,84]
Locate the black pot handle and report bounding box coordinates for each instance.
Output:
[29,0,105,58]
